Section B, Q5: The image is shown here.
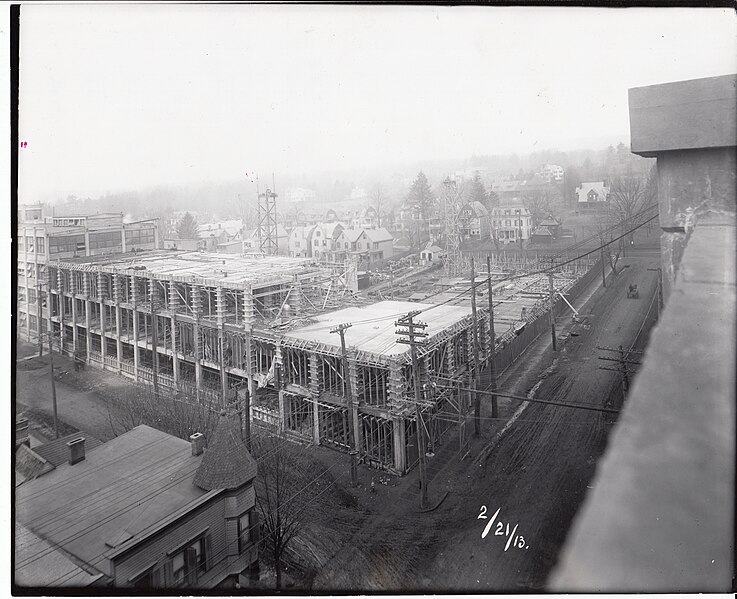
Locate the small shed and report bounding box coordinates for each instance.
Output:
[420,243,445,264]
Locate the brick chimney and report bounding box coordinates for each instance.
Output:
[67,437,86,465]
[190,432,205,456]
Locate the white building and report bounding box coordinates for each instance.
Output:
[537,164,565,183]
[576,181,610,210]
[490,201,533,243]
[284,187,317,204]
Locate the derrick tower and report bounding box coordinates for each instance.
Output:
[257,187,279,255]
[442,176,465,278]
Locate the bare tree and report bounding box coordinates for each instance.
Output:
[372,184,384,228]
[608,170,655,247]
[523,190,552,229]
[252,433,328,589]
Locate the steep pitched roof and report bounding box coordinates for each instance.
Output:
[363,227,393,243]
[577,181,610,203]
[340,228,364,243]
[193,412,258,491]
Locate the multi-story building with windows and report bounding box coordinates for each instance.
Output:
[17,208,159,344]
[490,201,533,243]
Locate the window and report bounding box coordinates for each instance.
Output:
[322,240,327,246]
[373,242,379,249]
[26,236,34,252]
[238,511,251,553]
[132,569,154,589]
[171,536,208,586]
[315,230,321,237]
[314,239,319,247]
[89,230,123,250]
[36,237,45,254]
[50,234,86,255]
[125,227,155,246]
[28,288,37,303]
[295,241,300,248]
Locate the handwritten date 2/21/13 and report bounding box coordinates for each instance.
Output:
[478,506,529,551]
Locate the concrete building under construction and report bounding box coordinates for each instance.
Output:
[26,241,591,475]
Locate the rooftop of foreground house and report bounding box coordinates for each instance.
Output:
[55,250,319,287]
[281,300,473,359]
[16,425,209,578]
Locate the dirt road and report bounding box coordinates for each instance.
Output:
[312,249,660,592]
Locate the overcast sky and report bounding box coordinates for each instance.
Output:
[18,5,737,203]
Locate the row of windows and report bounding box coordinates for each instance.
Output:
[89,230,122,250]
[492,219,531,227]
[50,234,86,255]
[125,228,156,245]
[23,236,45,253]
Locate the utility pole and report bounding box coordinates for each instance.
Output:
[648,267,664,317]
[486,255,498,419]
[389,264,394,300]
[469,258,481,435]
[330,322,358,487]
[395,310,429,509]
[597,345,643,404]
[548,271,557,351]
[600,243,607,288]
[47,330,59,439]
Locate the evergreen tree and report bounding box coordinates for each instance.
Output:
[176,211,200,239]
[406,171,435,220]
[406,171,436,247]
[466,172,488,206]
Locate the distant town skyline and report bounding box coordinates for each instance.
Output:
[18,5,737,203]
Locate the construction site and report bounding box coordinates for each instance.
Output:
[39,238,598,474]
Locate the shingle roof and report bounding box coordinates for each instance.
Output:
[341,228,364,243]
[193,412,258,491]
[33,432,104,467]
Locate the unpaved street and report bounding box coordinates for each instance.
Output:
[312,247,660,592]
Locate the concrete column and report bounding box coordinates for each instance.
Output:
[84,273,92,363]
[392,417,406,473]
[245,332,255,399]
[191,285,203,400]
[57,268,66,354]
[98,274,106,366]
[387,360,404,411]
[84,228,91,257]
[348,351,362,455]
[312,394,320,445]
[113,275,123,373]
[278,390,287,434]
[130,276,140,381]
[71,273,79,355]
[121,225,127,253]
[216,287,227,403]
[308,352,321,396]
[45,263,54,347]
[171,314,179,384]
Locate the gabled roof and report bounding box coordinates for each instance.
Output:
[531,226,554,236]
[321,222,344,239]
[421,243,445,254]
[577,181,610,203]
[539,217,560,227]
[340,228,364,243]
[461,201,489,218]
[193,412,258,491]
[363,227,393,243]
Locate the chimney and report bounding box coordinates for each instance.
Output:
[67,437,86,465]
[190,432,205,456]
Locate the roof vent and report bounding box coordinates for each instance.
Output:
[190,432,205,456]
[67,437,86,465]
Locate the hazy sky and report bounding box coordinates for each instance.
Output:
[18,5,737,203]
